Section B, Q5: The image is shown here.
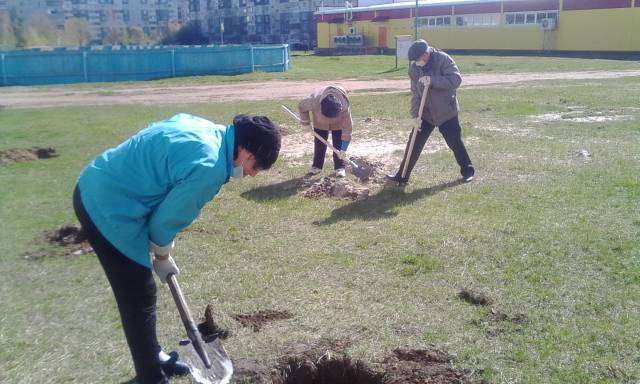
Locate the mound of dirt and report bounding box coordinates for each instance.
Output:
[198,304,231,341]
[233,343,478,384]
[302,176,369,200]
[0,146,57,165]
[347,156,388,184]
[233,309,293,332]
[457,288,493,306]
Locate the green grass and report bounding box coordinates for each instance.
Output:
[1,60,639,384]
[18,52,640,91]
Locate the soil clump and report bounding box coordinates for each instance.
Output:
[0,146,57,165]
[457,288,494,306]
[198,304,231,341]
[302,176,369,201]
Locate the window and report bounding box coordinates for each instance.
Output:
[219,0,231,8]
[506,11,558,25]
[254,0,269,4]
[419,16,451,28]
[239,0,246,6]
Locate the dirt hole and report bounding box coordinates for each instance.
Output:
[233,309,293,332]
[233,343,478,384]
[0,146,57,165]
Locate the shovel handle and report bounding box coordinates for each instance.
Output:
[401,84,429,179]
[167,274,212,369]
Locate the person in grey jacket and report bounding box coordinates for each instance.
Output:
[385,39,474,186]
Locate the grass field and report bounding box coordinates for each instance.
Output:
[1,55,639,384]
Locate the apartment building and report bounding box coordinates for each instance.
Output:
[2,0,345,47]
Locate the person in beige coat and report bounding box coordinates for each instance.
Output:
[385,39,474,186]
[298,85,353,177]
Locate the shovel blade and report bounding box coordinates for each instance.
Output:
[348,159,375,181]
[178,338,233,384]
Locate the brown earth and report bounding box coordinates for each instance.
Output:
[24,224,93,259]
[0,146,57,165]
[2,70,639,109]
[233,309,294,332]
[233,341,479,384]
[457,288,494,306]
[302,176,370,201]
[198,304,231,342]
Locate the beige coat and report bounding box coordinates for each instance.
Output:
[298,85,353,141]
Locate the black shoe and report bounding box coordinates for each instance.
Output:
[461,166,475,183]
[160,351,191,378]
[384,174,408,187]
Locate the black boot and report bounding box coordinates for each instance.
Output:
[461,165,475,182]
[160,351,191,378]
[384,174,408,187]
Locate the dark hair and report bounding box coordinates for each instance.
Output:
[320,94,343,118]
[233,114,281,170]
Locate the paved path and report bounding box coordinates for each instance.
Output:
[2,70,639,109]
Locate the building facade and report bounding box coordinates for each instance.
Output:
[1,0,344,47]
[315,0,640,55]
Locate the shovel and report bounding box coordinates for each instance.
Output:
[401,80,429,179]
[281,105,374,181]
[167,274,233,384]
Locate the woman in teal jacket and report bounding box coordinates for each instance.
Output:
[73,113,281,384]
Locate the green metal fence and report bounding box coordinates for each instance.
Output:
[0,44,290,86]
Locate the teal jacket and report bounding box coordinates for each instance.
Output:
[78,113,235,268]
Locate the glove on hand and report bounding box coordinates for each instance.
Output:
[413,117,422,130]
[419,76,431,86]
[153,255,179,283]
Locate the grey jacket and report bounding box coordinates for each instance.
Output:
[298,85,353,141]
[409,49,462,126]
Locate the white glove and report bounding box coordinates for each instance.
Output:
[413,117,422,130]
[419,76,431,86]
[153,255,179,283]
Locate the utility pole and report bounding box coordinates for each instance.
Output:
[414,0,419,40]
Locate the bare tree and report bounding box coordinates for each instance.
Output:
[63,17,91,46]
[22,14,59,47]
[0,12,18,49]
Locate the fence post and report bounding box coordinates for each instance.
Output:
[82,51,88,82]
[171,49,176,77]
[1,53,6,86]
[250,46,255,72]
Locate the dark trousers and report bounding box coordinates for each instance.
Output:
[395,115,473,181]
[73,186,168,384]
[312,128,345,170]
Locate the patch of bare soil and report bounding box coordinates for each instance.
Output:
[348,156,387,184]
[472,308,528,337]
[198,304,231,341]
[233,309,293,332]
[457,288,494,306]
[24,224,93,259]
[302,176,370,200]
[0,146,57,165]
[233,343,479,384]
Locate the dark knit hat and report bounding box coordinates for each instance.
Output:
[233,114,281,170]
[320,94,343,118]
[408,39,429,61]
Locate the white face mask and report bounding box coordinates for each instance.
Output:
[232,162,244,178]
[415,59,427,67]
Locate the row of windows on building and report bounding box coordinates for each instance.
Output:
[419,11,559,28]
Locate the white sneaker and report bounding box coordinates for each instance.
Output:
[307,166,322,175]
[335,168,346,178]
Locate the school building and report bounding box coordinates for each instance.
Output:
[314,0,640,56]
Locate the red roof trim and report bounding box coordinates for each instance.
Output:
[418,5,452,16]
[454,2,501,14]
[503,0,559,12]
[563,0,631,10]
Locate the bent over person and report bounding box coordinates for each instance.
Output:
[298,85,353,178]
[73,113,281,384]
[385,39,474,187]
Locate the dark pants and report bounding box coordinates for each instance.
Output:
[73,186,168,384]
[312,128,345,170]
[395,115,473,181]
